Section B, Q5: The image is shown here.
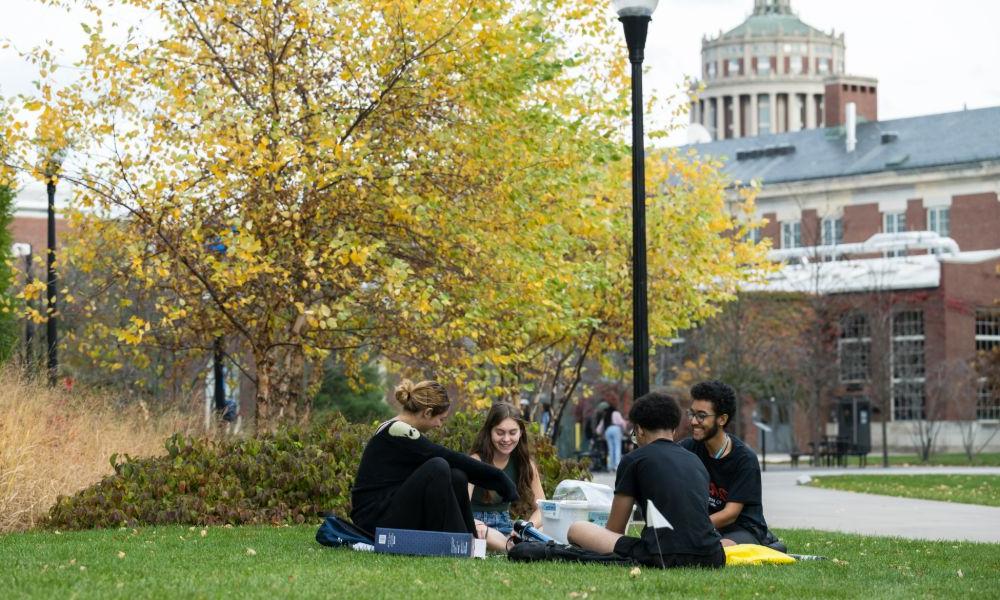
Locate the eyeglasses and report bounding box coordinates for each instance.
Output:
[687,409,716,423]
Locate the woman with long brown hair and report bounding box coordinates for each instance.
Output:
[468,401,546,551]
[351,380,517,537]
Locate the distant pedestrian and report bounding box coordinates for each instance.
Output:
[597,401,625,471]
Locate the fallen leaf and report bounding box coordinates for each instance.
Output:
[246,548,257,556]
[117,551,126,559]
[79,566,87,571]
[958,570,964,578]
[629,566,641,578]
[200,530,208,538]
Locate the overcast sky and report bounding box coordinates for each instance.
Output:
[3,0,999,207]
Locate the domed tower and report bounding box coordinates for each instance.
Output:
[691,0,876,140]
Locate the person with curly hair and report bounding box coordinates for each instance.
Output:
[679,380,782,550]
[567,391,725,568]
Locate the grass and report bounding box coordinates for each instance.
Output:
[809,474,1000,507]
[0,367,199,533]
[1,525,998,599]
[885,453,1000,467]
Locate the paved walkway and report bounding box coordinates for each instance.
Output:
[591,467,1000,543]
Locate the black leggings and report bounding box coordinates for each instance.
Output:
[374,457,475,534]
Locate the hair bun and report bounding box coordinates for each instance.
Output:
[394,379,415,409]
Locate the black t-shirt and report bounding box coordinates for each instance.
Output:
[678,435,773,543]
[350,420,517,532]
[614,439,722,556]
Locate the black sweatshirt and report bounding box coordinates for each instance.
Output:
[350,419,518,531]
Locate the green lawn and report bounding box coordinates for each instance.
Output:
[809,474,1000,507]
[885,453,1000,467]
[2,525,998,599]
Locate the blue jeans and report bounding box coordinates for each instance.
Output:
[473,510,514,535]
[605,425,623,471]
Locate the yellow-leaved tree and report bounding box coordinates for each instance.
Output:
[4,0,766,429]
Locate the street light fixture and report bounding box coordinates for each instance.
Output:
[614,0,658,401]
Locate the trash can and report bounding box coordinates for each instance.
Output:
[536,480,614,544]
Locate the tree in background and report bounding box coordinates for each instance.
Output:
[4,0,766,428]
[0,184,16,363]
[312,361,392,424]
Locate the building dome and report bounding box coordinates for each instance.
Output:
[721,0,827,39]
[690,0,870,141]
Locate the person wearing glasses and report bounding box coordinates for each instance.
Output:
[679,380,783,550]
[566,391,725,568]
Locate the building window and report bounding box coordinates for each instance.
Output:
[927,207,950,238]
[727,58,742,76]
[977,380,1000,420]
[781,221,801,249]
[756,56,771,75]
[757,94,771,135]
[817,57,831,74]
[822,217,843,245]
[891,310,925,421]
[977,310,1000,352]
[839,313,870,383]
[706,61,717,80]
[884,212,906,233]
[884,212,907,257]
[789,55,802,74]
[746,227,762,244]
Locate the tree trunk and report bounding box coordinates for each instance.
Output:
[255,353,272,432]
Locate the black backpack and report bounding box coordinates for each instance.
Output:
[315,514,374,548]
[507,541,634,565]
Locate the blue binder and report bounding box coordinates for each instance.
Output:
[374,527,477,558]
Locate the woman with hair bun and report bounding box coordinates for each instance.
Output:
[350,379,518,536]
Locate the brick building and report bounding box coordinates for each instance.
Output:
[681,105,1000,453]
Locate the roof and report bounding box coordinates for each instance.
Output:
[682,106,1000,186]
[721,13,829,39]
[746,254,943,295]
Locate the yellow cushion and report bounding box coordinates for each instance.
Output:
[724,544,796,566]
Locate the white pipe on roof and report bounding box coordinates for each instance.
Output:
[767,231,960,263]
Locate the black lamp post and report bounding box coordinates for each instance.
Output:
[46,176,58,386]
[614,0,658,401]
[213,335,226,413]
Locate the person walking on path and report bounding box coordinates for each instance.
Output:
[597,401,626,471]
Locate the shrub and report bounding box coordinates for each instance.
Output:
[47,411,590,530]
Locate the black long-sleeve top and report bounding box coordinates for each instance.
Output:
[350,419,518,531]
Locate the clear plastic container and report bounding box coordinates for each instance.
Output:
[537,480,615,544]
